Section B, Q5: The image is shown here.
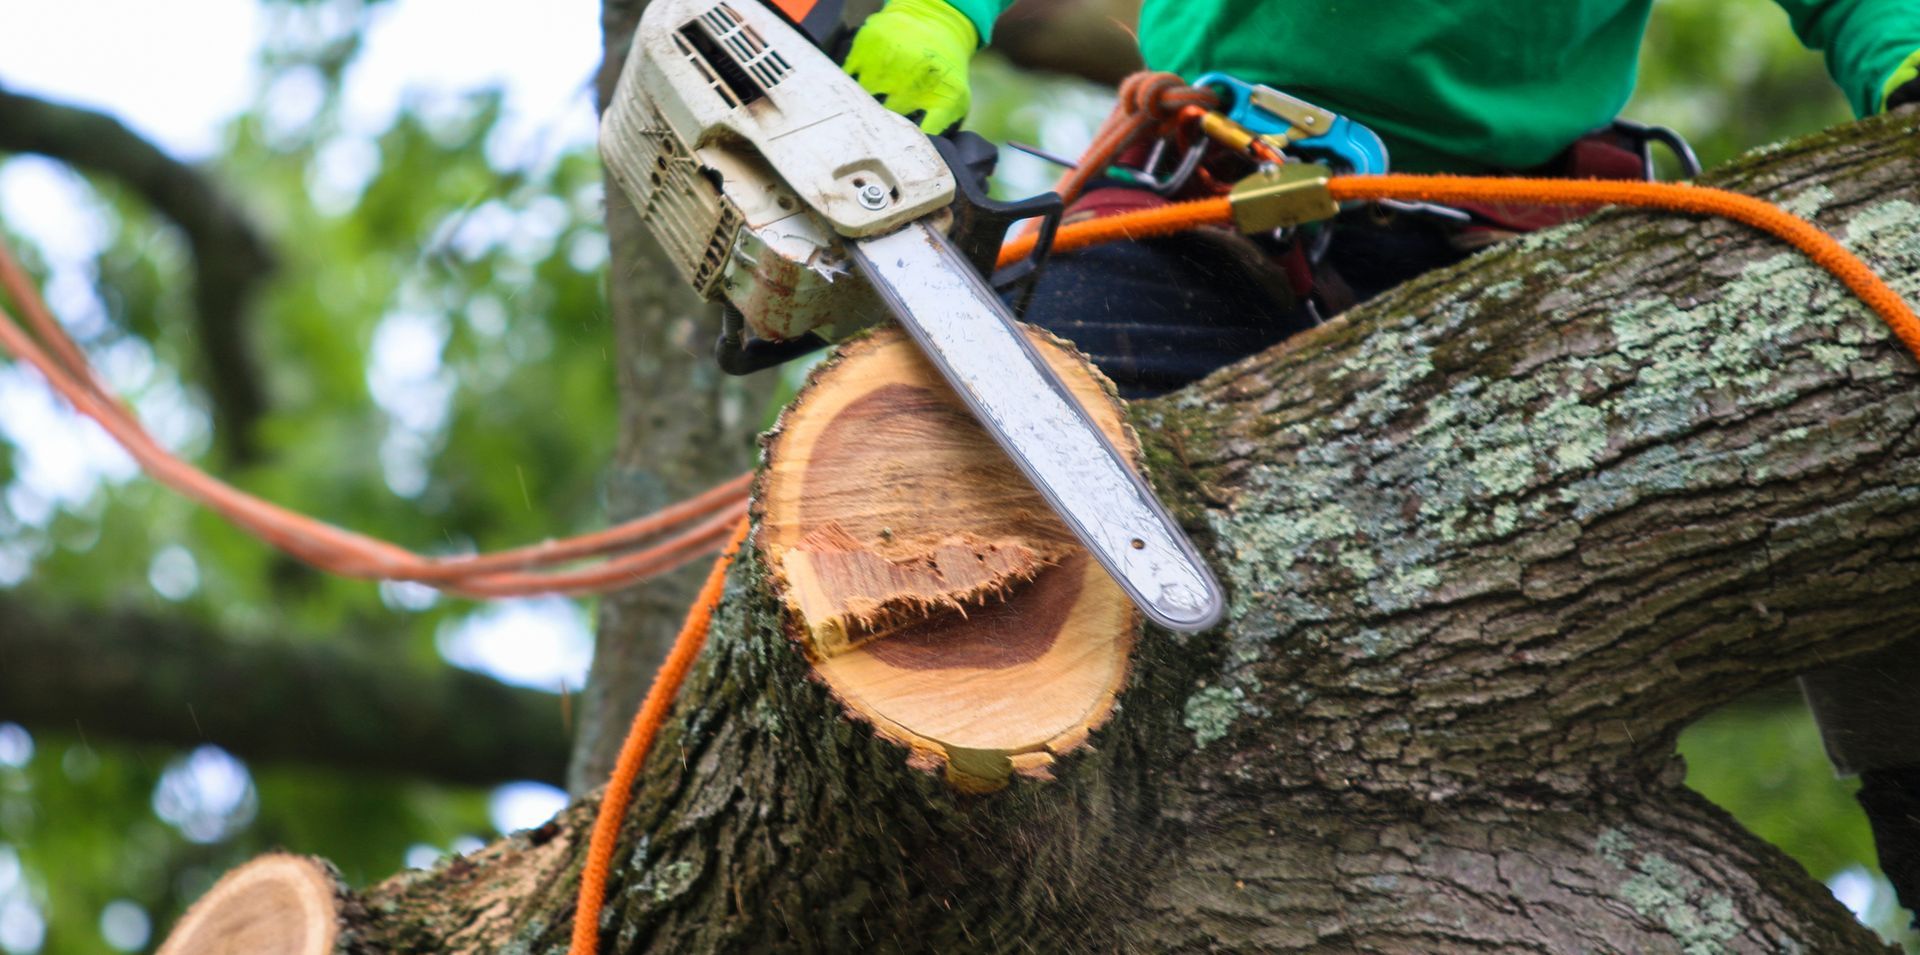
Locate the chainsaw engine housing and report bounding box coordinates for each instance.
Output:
[601,0,957,343]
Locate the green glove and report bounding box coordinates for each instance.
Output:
[1882,48,1920,111]
[843,0,980,133]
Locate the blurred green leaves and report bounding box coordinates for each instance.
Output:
[0,0,1910,951]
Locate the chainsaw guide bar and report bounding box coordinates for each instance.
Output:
[848,223,1223,631]
[602,0,1225,631]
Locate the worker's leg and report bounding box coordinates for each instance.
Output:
[1800,638,1920,924]
[1016,230,1314,398]
[1017,207,1469,398]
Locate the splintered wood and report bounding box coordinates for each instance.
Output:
[758,325,1140,791]
[155,854,343,955]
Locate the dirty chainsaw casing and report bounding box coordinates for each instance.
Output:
[601,0,954,344]
[601,0,1227,631]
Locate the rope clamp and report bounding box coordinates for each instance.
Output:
[1194,72,1391,175]
[1229,163,1338,233]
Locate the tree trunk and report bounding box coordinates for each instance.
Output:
[0,596,569,786]
[169,108,1920,955]
[567,0,778,795]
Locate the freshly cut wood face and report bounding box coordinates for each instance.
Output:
[155,854,340,955]
[758,325,1140,790]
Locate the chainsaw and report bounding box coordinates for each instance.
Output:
[599,0,1225,632]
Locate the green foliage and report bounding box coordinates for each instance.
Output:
[1680,694,1920,949]
[2,3,610,951]
[0,0,1909,951]
[3,735,489,954]
[1631,0,1853,169]
[1680,692,1873,882]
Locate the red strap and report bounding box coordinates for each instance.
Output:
[1453,133,1646,233]
[768,0,818,21]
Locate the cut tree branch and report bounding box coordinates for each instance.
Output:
[0,594,569,786]
[0,84,275,463]
[167,112,1920,953]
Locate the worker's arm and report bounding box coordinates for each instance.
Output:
[842,0,1015,132]
[1770,0,1920,115]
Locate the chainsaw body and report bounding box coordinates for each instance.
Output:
[602,0,1227,632]
[602,0,955,345]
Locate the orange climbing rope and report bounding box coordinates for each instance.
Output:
[0,238,752,598]
[0,68,1913,954]
[567,515,748,955]
[1001,176,1920,366]
[566,76,1920,954]
[1325,175,1920,360]
[1048,72,1221,210]
[998,196,1232,268]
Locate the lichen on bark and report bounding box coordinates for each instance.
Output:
[310,112,1920,955]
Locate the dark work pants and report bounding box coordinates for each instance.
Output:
[1802,641,1920,921]
[1016,206,1470,398]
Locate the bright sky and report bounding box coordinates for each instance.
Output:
[0,0,601,158]
[0,0,603,672]
[0,0,599,874]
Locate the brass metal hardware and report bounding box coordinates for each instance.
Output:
[1228,163,1338,233]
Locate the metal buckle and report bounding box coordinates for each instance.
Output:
[1130,136,1209,196]
[1611,119,1703,180]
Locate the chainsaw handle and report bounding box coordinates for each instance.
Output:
[714,304,830,375]
[929,132,1063,316]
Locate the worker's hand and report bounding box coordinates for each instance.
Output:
[1882,50,1920,112]
[843,0,979,134]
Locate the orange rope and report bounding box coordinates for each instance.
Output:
[0,235,753,597]
[1326,174,1920,361]
[1008,72,1920,371]
[998,174,1920,370]
[1044,73,1218,211]
[568,515,748,955]
[997,196,1231,270]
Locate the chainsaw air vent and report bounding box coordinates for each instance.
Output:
[601,93,740,297]
[676,3,790,110]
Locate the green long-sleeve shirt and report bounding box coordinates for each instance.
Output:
[948,0,1920,172]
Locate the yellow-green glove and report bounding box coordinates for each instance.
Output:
[843,0,979,133]
[1882,48,1920,111]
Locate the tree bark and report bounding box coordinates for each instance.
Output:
[174,110,1920,954]
[567,0,777,795]
[0,596,571,786]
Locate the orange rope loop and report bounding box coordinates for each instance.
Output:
[567,516,748,955]
[1041,72,1219,213]
[0,236,753,598]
